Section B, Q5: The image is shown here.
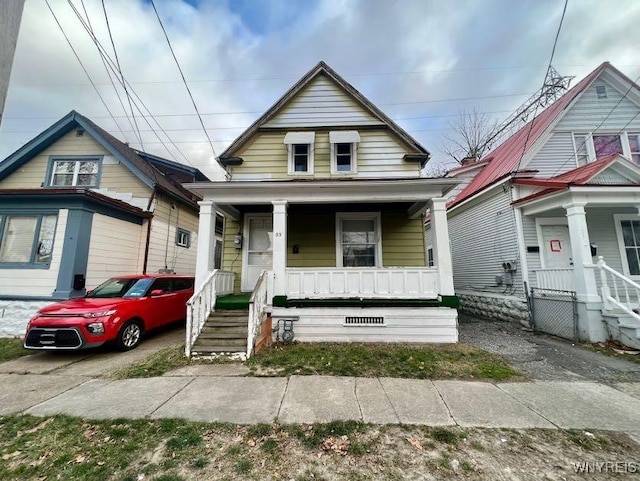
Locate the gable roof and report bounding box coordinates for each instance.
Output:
[218,61,430,167]
[448,61,640,210]
[513,154,640,205]
[0,111,208,209]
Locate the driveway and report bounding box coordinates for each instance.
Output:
[0,323,184,377]
[459,314,640,383]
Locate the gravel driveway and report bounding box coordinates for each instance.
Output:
[459,314,640,383]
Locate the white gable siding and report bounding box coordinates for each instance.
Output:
[263,75,385,128]
[526,132,577,177]
[448,188,523,296]
[591,169,635,184]
[554,79,640,132]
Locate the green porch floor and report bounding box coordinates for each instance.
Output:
[216,294,250,310]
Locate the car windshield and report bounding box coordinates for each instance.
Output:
[86,278,153,299]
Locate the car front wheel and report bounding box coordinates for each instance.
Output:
[115,320,143,351]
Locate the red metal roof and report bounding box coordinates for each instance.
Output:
[448,62,611,209]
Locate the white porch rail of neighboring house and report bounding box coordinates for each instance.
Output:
[285,267,439,299]
[247,270,271,359]
[185,270,235,357]
[597,256,640,322]
[534,268,575,292]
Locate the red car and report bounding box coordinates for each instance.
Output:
[24,275,194,352]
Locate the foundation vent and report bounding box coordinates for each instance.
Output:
[345,316,384,326]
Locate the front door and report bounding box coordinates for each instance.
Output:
[540,224,573,268]
[242,214,273,292]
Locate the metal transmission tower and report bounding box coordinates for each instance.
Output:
[484,65,574,153]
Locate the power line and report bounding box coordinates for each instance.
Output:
[44,0,127,141]
[99,0,144,148]
[513,0,569,173]
[149,0,217,160]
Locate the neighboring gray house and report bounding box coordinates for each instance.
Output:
[0,0,25,126]
[426,62,640,348]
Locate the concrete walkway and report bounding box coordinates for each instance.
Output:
[2,370,640,433]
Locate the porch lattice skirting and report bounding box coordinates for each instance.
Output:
[457,291,530,326]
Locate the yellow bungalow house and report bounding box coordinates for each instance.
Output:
[185,62,459,358]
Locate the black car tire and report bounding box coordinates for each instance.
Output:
[115,320,143,351]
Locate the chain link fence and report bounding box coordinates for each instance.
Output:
[529,288,578,341]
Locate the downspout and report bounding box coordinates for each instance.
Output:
[142,188,156,274]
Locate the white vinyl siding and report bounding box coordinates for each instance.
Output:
[146,196,199,275]
[448,188,523,296]
[526,132,579,176]
[85,213,145,289]
[263,74,385,128]
[0,209,67,297]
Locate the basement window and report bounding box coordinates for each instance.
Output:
[345,316,385,326]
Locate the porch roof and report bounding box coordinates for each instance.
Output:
[185,177,458,220]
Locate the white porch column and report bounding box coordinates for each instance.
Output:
[195,200,216,289]
[429,197,455,296]
[272,200,288,296]
[564,202,599,302]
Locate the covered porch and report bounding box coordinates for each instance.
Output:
[185,178,459,357]
[516,185,640,346]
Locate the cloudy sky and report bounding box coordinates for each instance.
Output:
[2,0,640,180]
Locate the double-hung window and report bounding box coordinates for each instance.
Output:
[176,228,191,248]
[48,157,101,187]
[284,132,315,175]
[0,214,57,267]
[572,132,640,166]
[615,215,640,278]
[330,131,360,174]
[336,213,381,267]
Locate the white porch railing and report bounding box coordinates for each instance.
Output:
[285,267,439,299]
[534,268,575,291]
[185,270,235,357]
[597,256,640,322]
[247,270,271,359]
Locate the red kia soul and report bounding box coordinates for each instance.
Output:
[24,275,194,351]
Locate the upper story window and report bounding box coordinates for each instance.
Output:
[572,132,639,166]
[595,85,608,99]
[284,132,315,175]
[330,131,360,174]
[176,228,191,248]
[48,157,101,187]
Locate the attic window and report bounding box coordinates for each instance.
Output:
[595,85,607,99]
[48,157,101,187]
[330,131,360,174]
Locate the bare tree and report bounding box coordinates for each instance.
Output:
[440,108,500,165]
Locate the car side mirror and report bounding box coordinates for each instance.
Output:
[150,289,165,297]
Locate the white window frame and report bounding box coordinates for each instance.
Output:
[284,132,315,176]
[614,214,640,279]
[176,228,191,248]
[335,212,382,268]
[330,131,360,174]
[48,157,101,187]
[628,132,640,165]
[572,132,635,166]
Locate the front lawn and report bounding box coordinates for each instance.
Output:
[246,342,522,381]
[0,338,31,363]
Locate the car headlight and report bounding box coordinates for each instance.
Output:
[83,310,117,318]
[86,322,105,335]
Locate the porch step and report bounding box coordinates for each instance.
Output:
[192,309,248,355]
[216,295,250,310]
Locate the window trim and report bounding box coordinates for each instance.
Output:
[330,131,360,174]
[0,212,58,269]
[426,245,435,267]
[45,155,103,188]
[335,212,382,268]
[571,132,635,166]
[284,132,315,176]
[176,228,191,248]
[614,214,640,279]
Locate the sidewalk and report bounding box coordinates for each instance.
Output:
[2,369,640,434]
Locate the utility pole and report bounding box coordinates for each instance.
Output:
[0,0,26,127]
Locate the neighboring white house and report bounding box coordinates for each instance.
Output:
[185,61,459,358]
[427,62,640,348]
[0,111,209,335]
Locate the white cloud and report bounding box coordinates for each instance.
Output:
[1,0,639,178]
